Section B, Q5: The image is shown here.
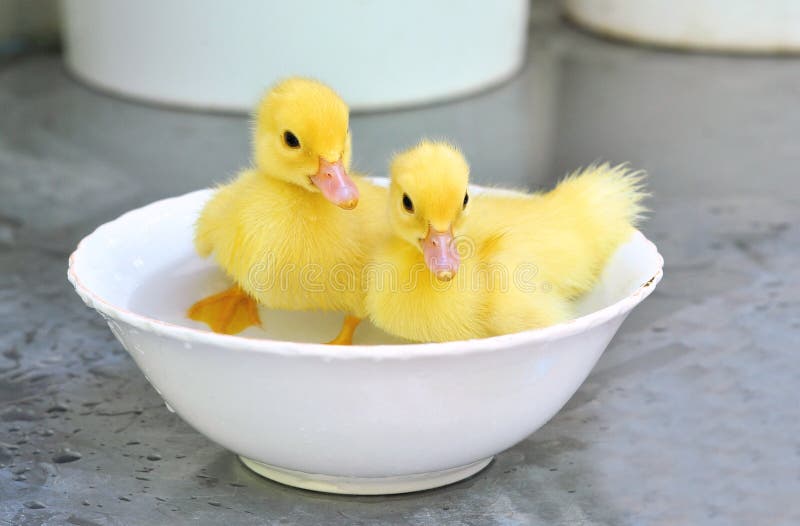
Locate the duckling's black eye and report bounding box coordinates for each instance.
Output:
[283,130,300,149]
[463,192,469,209]
[402,193,414,213]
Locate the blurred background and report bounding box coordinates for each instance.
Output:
[1,1,799,524]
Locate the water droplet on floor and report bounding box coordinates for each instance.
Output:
[52,448,82,463]
[24,501,46,509]
[147,453,162,461]
[67,514,103,526]
[1,407,40,422]
[2,347,20,361]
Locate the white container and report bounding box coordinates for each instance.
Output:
[564,0,800,53]
[59,0,529,112]
[68,184,663,495]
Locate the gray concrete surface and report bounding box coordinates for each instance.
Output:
[2,7,799,526]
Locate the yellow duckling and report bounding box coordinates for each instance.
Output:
[364,141,646,343]
[188,78,386,342]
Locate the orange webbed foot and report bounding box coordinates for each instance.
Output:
[187,285,261,335]
[327,315,361,345]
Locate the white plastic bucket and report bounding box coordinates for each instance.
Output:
[60,0,530,112]
[564,0,800,53]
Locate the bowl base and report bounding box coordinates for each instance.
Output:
[238,456,493,495]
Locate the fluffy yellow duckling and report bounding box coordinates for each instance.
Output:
[364,141,646,343]
[188,78,386,342]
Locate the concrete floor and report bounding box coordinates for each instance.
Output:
[2,8,800,526]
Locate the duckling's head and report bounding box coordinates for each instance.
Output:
[389,141,470,281]
[253,77,358,209]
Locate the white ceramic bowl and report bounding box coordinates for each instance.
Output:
[68,184,663,495]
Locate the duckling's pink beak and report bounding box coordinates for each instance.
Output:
[422,226,460,281]
[310,158,359,209]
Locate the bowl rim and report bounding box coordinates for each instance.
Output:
[68,187,664,360]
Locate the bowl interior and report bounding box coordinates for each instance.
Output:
[71,186,662,345]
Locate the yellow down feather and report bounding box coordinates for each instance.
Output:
[194,78,387,319]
